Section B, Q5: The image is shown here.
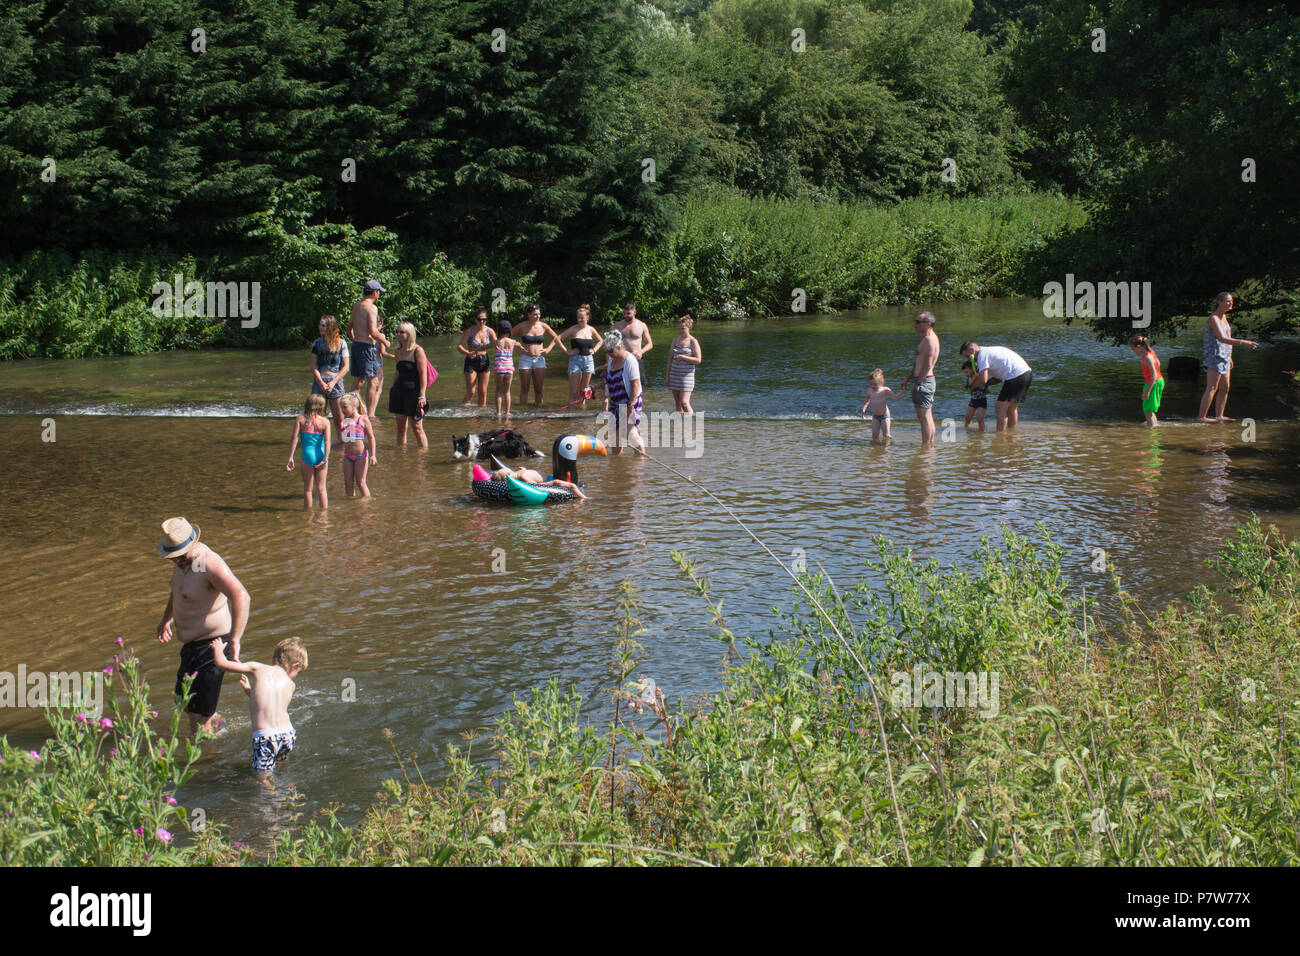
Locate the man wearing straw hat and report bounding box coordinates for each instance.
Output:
[155,518,250,735]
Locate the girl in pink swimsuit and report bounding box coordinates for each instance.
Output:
[339,392,378,497]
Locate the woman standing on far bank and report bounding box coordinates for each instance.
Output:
[665,314,701,414]
[310,315,350,437]
[457,307,495,408]
[1198,292,1259,422]
[514,304,562,407]
[559,304,603,409]
[389,322,430,448]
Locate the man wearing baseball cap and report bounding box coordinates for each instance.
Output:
[348,279,391,421]
[154,518,250,735]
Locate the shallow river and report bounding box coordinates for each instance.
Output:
[1,300,1296,844]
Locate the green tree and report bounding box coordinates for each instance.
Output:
[1006,0,1300,340]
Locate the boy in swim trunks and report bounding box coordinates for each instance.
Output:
[860,368,902,441]
[212,637,307,775]
[490,465,588,500]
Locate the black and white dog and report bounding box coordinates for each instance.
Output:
[452,429,544,461]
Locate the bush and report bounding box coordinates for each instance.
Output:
[621,191,1087,321]
[0,643,237,865]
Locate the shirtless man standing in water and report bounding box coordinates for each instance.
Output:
[614,300,653,366]
[899,311,940,444]
[154,518,250,735]
[348,280,391,421]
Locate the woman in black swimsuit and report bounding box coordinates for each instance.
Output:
[456,307,495,408]
[558,304,603,409]
[389,322,430,448]
[513,304,562,407]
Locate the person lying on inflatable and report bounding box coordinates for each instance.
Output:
[490,465,588,500]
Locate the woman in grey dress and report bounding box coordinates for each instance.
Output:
[1197,293,1258,422]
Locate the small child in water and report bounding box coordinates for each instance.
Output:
[1129,335,1165,427]
[961,358,988,429]
[287,394,331,509]
[860,368,901,441]
[212,637,307,775]
[338,391,378,497]
[490,465,588,499]
[493,321,522,420]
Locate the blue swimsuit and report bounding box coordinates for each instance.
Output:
[300,430,326,467]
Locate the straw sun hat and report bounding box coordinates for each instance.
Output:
[156,517,201,559]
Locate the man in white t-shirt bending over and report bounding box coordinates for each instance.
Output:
[959,341,1032,432]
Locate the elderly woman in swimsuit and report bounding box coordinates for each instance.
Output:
[1197,292,1259,422]
[514,303,563,407]
[598,330,646,456]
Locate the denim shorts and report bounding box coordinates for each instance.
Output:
[568,354,595,375]
[518,354,546,370]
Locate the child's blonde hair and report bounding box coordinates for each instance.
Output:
[343,390,367,416]
[304,394,326,417]
[869,368,885,387]
[273,637,308,671]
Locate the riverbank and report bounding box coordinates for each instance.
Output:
[4,518,1297,866]
[0,192,1084,359]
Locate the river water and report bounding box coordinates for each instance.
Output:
[1,299,1296,845]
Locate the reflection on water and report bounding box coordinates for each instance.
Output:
[1,301,1298,845]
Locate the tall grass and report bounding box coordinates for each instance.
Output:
[5,518,1297,865]
[259,518,1300,866]
[622,191,1087,320]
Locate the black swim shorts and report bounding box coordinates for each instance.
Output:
[175,637,226,718]
[997,370,1032,405]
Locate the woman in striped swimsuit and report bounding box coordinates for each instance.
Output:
[600,330,645,456]
[665,314,701,413]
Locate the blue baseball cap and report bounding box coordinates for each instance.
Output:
[364,279,385,293]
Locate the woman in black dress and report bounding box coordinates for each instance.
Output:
[388,321,430,448]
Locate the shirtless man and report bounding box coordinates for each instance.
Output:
[899,311,940,444]
[614,300,653,365]
[154,518,251,735]
[348,280,391,420]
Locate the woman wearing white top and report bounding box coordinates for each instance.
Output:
[959,341,1032,432]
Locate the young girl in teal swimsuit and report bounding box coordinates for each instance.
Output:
[287,394,331,509]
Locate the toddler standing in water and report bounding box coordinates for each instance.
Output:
[212,637,307,775]
[339,391,378,497]
[962,358,988,429]
[860,368,901,441]
[493,320,522,420]
[287,394,331,509]
[1129,335,1165,427]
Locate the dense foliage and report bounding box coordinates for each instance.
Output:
[1005,0,1300,340]
[0,0,1295,355]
